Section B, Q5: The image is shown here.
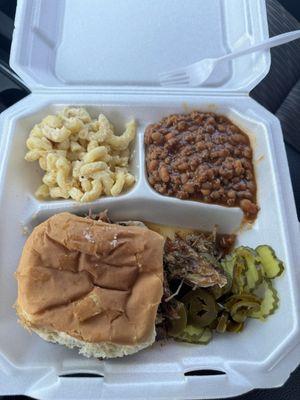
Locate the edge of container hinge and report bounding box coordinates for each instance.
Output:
[30,87,250,98]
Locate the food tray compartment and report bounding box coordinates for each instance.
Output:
[6,100,248,233]
[0,94,299,399]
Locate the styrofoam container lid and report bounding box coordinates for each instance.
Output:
[11,0,270,92]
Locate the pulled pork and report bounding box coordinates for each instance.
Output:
[163,230,234,289]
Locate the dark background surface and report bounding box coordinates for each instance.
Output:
[0,0,300,399]
[280,0,300,20]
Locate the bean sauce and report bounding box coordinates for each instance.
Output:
[144,111,259,220]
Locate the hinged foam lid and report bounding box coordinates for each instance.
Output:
[10,0,270,92]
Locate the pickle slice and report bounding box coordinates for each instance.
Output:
[221,254,235,283]
[235,247,263,290]
[224,293,261,323]
[221,253,247,294]
[256,245,284,279]
[174,325,212,344]
[167,301,187,337]
[226,320,244,333]
[230,300,261,323]
[216,312,229,333]
[250,280,279,320]
[182,288,218,328]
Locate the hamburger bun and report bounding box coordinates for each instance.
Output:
[15,212,164,358]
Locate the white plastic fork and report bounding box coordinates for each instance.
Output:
[159,30,300,87]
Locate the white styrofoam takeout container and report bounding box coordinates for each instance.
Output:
[0,0,300,399]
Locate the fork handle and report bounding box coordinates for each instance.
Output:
[219,30,300,61]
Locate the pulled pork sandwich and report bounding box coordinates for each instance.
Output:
[15,212,164,358]
[15,211,283,350]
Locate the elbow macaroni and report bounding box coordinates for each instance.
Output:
[111,169,126,196]
[81,179,103,203]
[25,107,136,202]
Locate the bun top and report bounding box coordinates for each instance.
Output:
[16,212,164,345]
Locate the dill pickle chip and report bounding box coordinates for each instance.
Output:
[234,247,263,290]
[167,301,187,337]
[230,300,261,323]
[216,312,229,333]
[226,320,244,333]
[250,280,279,320]
[182,288,218,328]
[256,245,284,279]
[174,325,212,344]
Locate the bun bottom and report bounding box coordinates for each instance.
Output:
[34,328,156,359]
[17,305,156,359]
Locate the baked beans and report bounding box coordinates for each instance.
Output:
[145,111,259,220]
